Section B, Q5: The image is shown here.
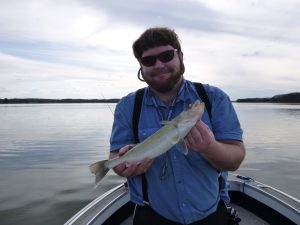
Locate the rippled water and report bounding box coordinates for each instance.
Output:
[0,103,299,225]
[235,103,300,198]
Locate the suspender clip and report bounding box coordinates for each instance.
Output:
[143,200,150,206]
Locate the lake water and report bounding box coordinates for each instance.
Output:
[0,103,299,225]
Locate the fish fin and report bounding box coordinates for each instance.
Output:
[176,139,189,155]
[160,120,171,125]
[89,160,110,188]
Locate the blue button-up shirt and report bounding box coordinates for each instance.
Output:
[110,79,243,224]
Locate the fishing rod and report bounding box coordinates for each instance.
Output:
[100,93,114,116]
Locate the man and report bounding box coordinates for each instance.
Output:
[109,27,245,225]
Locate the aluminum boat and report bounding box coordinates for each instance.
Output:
[65,174,300,225]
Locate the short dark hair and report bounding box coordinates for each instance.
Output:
[132,27,182,59]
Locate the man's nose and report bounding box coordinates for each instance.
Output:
[153,58,165,68]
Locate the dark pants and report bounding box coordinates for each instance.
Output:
[133,200,229,225]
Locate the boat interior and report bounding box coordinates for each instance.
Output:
[103,192,293,225]
[65,175,300,225]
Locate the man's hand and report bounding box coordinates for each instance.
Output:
[185,121,245,171]
[185,120,216,153]
[110,144,154,177]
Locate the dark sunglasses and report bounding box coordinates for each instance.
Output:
[140,49,178,67]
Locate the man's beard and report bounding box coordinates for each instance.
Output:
[143,62,185,93]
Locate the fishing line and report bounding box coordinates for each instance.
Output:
[100,93,114,116]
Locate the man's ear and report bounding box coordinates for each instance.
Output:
[137,68,145,82]
[178,51,184,61]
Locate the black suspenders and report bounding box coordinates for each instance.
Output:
[194,82,212,119]
[132,88,146,144]
[132,82,216,204]
[132,88,149,204]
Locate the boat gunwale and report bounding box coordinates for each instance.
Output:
[88,187,129,224]
[230,176,300,224]
[64,184,127,225]
[65,176,300,225]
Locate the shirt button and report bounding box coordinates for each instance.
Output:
[182,202,186,207]
[173,155,177,160]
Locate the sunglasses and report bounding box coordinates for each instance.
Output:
[140,49,178,67]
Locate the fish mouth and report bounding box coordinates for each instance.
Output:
[187,101,204,118]
[188,100,202,109]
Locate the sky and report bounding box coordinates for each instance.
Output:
[0,0,299,100]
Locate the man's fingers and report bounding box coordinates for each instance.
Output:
[121,164,138,177]
[137,158,154,173]
[119,144,135,156]
[186,126,203,147]
[184,121,216,152]
[113,156,154,177]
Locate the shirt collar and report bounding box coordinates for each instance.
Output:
[143,78,191,106]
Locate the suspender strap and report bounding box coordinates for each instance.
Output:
[193,82,212,120]
[133,88,145,144]
[194,83,222,190]
[133,88,149,204]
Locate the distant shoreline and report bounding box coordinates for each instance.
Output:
[0,98,120,104]
[1,92,299,104]
[235,92,300,103]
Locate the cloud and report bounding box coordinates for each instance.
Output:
[87,0,221,30]
[85,0,300,43]
[0,52,143,99]
[179,28,300,98]
[0,0,299,100]
[0,0,108,43]
[2,0,300,45]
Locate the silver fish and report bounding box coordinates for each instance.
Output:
[89,100,205,186]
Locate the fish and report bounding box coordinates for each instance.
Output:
[89,100,205,186]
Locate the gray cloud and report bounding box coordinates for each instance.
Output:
[85,0,221,30]
[81,0,300,43]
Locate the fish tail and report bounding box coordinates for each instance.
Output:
[89,160,110,187]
